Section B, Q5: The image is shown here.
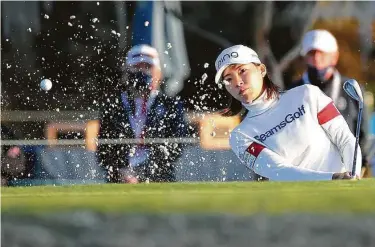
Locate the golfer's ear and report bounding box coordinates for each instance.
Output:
[259,64,267,77]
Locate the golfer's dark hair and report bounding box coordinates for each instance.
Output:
[219,72,280,119]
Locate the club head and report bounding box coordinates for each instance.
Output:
[343,79,364,109]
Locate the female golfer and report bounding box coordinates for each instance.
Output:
[215,45,361,181]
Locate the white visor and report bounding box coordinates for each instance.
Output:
[214,45,261,83]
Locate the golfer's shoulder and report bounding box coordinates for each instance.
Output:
[229,123,254,145]
[285,84,320,99]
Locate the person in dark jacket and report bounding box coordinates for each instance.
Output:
[287,29,371,177]
[97,44,187,183]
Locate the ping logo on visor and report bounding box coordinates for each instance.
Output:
[216,51,239,69]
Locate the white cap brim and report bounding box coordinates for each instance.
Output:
[300,45,337,56]
[214,59,261,84]
[126,56,161,68]
[214,45,262,83]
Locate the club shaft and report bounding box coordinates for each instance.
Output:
[352,107,363,175]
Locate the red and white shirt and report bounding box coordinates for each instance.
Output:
[230,85,362,181]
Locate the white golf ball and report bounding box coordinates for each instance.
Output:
[40,79,52,91]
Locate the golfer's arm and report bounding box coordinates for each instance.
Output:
[230,132,334,181]
[320,114,362,176]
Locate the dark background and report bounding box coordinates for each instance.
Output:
[1,1,298,112]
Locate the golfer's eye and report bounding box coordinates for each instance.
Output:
[239,68,247,74]
[223,80,231,86]
[223,78,231,84]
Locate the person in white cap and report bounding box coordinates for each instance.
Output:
[97,44,187,184]
[215,44,361,181]
[125,44,162,90]
[287,29,371,178]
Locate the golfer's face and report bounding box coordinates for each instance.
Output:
[222,63,264,104]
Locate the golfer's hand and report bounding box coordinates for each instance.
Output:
[123,175,139,184]
[119,168,139,184]
[332,172,360,180]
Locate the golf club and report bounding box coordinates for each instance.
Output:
[343,79,364,177]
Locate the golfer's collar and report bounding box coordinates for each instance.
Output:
[242,90,277,117]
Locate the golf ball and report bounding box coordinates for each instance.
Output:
[40,79,52,91]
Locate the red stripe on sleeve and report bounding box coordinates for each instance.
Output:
[246,142,265,157]
[317,102,341,125]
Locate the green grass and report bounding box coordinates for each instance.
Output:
[2,180,375,215]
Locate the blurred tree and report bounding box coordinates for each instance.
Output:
[2,1,374,114]
[252,1,319,89]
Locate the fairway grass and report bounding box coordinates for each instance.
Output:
[2,180,375,215]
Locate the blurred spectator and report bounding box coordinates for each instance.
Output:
[1,125,27,186]
[97,44,187,183]
[287,29,371,177]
